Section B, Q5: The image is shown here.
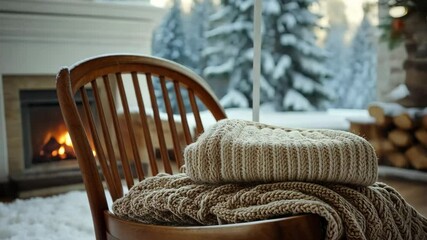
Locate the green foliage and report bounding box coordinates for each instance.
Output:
[378,15,404,50]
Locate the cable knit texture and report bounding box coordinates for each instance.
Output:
[112,174,427,240]
[184,119,378,186]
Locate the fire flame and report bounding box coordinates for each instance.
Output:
[39,131,97,160]
[57,132,71,159]
[59,132,72,147]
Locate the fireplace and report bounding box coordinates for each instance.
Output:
[20,90,94,169]
[5,84,96,198]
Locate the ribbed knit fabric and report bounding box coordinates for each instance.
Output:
[184,119,378,186]
[112,174,427,240]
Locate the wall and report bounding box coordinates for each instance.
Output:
[0,0,165,181]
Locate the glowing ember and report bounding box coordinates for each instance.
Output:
[58,146,65,155]
[52,150,58,157]
[58,146,66,159]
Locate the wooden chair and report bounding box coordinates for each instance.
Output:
[56,54,323,240]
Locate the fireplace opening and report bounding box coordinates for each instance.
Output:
[20,89,94,168]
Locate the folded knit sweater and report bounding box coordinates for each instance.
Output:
[184,119,378,186]
[112,119,427,240]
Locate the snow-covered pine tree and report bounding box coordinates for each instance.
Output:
[152,0,193,113]
[204,0,330,110]
[324,0,350,108]
[187,0,215,75]
[152,0,191,65]
[204,0,275,108]
[342,6,377,109]
[265,0,332,111]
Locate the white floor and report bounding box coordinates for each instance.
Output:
[0,191,94,240]
[1,176,425,240]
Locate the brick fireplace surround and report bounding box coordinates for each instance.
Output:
[0,0,164,197]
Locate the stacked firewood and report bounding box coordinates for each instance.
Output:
[349,102,427,171]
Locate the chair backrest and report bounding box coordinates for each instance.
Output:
[56,54,227,239]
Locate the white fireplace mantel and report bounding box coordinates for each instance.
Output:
[0,0,165,181]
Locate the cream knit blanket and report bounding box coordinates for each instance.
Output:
[185,119,378,186]
[112,174,427,240]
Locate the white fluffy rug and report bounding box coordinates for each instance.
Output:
[0,191,97,240]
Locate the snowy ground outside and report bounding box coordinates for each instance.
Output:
[202,108,370,131]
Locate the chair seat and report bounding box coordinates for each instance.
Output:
[104,211,324,240]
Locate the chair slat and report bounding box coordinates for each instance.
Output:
[146,73,173,174]
[79,86,117,199]
[103,75,134,189]
[160,77,183,167]
[131,72,158,176]
[91,80,123,200]
[116,73,145,180]
[188,89,204,135]
[173,81,192,145]
[57,55,234,240]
